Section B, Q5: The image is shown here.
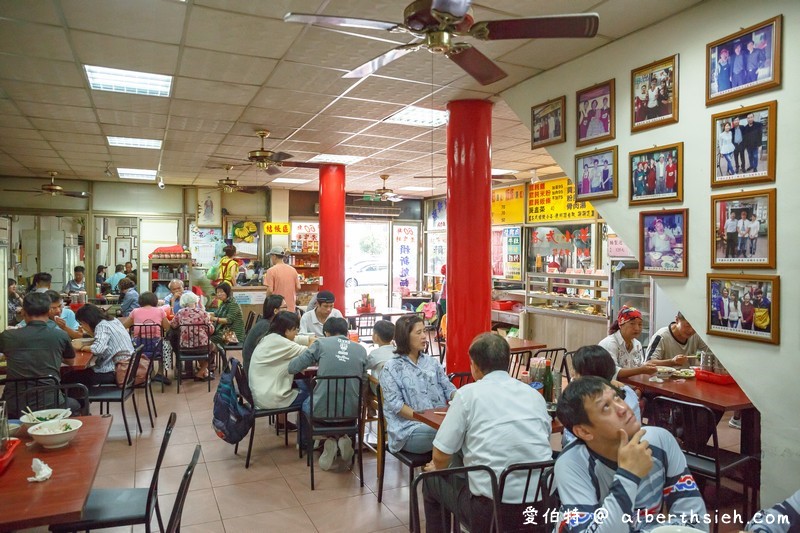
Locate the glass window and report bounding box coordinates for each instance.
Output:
[526,223,595,272]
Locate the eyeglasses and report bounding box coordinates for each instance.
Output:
[278,304,288,310]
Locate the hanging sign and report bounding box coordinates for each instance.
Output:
[491,226,522,280]
[527,177,596,223]
[491,185,526,225]
[263,222,290,235]
[426,198,447,230]
[392,225,419,293]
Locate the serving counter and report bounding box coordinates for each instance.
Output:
[231,285,266,321]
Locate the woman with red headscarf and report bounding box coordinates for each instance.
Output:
[598,306,657,379]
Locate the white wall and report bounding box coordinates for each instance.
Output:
[184,187,269,218]
[0,177,90,211]
[503,0,799,504]
[94,182,183,214]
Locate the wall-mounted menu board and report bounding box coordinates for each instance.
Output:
[527,177,596,223]
[491,226,522,280]
[491,185,526,225]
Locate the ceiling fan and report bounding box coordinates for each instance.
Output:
[350,174,403,202]
[1,171,90,198]
[285,0,599,85]
[210,166,267,194]
[210,130,321,175]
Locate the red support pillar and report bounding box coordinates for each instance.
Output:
[445,99,493,375]
[318,164,346,314]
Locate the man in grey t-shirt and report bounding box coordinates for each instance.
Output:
[646,312,710,368]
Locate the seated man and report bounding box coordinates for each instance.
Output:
[422,333,553,533]
[555,376,708,532]
[164,278,204,314]
[18,290,83,340]
[29,271,52,293]
[365,320,395,391]
[298,290,343,338]
[645,312,709,368]
[562,345,641,447]
[106,264,127,292]
[0,292,78,417]
[65,265,86,293]
[287,317,368,471]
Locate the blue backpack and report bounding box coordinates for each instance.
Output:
[212,358,254,444]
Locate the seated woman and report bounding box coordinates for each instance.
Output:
[66,304,133,388]
[243,294,287,372]
[121,291,172,384]
[209,282,244,346]
[380,314,456,454]
[248,310,313,437]
[118,277,140,317]
[598,306,657,380]
[170,291,216,381]
[562,345,642,447]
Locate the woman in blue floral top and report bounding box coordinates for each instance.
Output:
[380,315,456,454]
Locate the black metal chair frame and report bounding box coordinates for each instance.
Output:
[50,412,178,533]
[20,383,90,416]
[1,375,60,417]
[448,372,474,388]
[232,358,302,468]
[173,322,215,393]
[164,444,202,533]
[88,345,145,446]
[410,464,501,533]
[131,322,164,426]
[508,350,533,378]
[354,313,381,343]
[497,460,557,533]
[300,375,364,490]
[244,310,257,335]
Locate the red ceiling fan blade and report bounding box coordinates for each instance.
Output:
[271,151,294,162]
[266,165,283,176]
[343,45,419,79]
[473,14,600,40]
[284,12,398,32]
[447,46,507,85]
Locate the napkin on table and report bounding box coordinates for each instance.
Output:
[27,458,53,482]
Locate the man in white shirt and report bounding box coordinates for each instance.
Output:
[422,333,553,533]
[723,211,738,258]
[748,214,761,256]
[299,290,343,337]
[737,210,751,258]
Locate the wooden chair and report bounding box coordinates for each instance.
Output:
[164,444,202,533]
[497,460,557,532]
[88,345,145,446]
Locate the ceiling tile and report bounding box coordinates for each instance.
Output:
[0,20,73,61]
[0,56,84,86]
[170,100,245,121]
[173,77,260,106]
[345,76,435,106]
[71,32,179,74]
[238,107,314,129]
[499,35,612,70]
[96,109,168,129]
[92,92,171,114]
[304,114,376,135]
[166,130,226,145]
[16,102,97,122]
[179,48,277,86]
[594,0,703,39]
[193,0,325,19]
[61,0,186,44]
[168,117,234,135]
[1,81,91,107]
[322,98,404,121]
[266,61,357,95]
[0,0,63,25]
[40,132,106,145]
[0,127,45,141]
[50,142,109,154]
[283,25,403,71]
[100,125,165,139]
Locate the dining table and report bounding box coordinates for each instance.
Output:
[414,406,563,434]
[505,337,547,354]
[0,415,112,531]
[61,350,93,373]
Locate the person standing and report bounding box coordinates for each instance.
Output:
[753,287,771,334]
[740,292,755,331]
[745,39,765,84]
[264,246,301,312]
[65,266,86,293]
[7,278,24,326]
[737,210,751,258]
[731,117,746,173]
[718,122,736,176]
[748,214,761,256]
[655,154,667,194]
[645,78,661,120]
[723,211,739,258]
[742,112,764,173]
[715,47,732,91]
[718,287,732,327]
[731,41,747,87]
[665,154,677,192]
[215,245,239,287]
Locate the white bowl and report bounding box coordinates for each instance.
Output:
[656,366,675,379]
[28,419,83,449]
[20,409,72,432]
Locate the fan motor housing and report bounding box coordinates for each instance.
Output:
[404,0,473,32]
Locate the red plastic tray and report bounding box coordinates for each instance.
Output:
[0,438,22,476]
[694,368,735,385]
[491,300,515,310]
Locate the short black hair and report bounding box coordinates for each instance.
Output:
[115,264,125,272]
[468,333,510,374]
[8,278,16,287]
[216,282,232,299]
[96,265,106,274]
[139,291,158,307]
[45,289,62,304]
[263,294,285,320]
[223,245,236,258]
[557,376,619,434]
[268,310,300,337]
[572,345,616,380]
[35,272,52,285]
[393,314,423,355]
[373,320,395,343]
[323,316,349,337]
[23,292,51,317]
[75,303,113,330]
[74,266,85,274]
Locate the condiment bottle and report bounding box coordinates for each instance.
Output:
[542,360,554,402]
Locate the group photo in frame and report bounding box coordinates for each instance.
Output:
[711,188,775,268]
[576,79,615,147]
[531,96,566,149]
[629,142,683,205]
[706,15,782,106]
[631,54,679,132]
[574,146,618,201]
[707,273,779,345]
[196,188,222,228]
[711,100,776,188]
[639,209,687,277]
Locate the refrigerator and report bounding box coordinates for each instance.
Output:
[608,259,653,348]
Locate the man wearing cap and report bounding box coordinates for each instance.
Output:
[299,290,343,338]
[264,246,301,312]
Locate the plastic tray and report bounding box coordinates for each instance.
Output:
[0,438,22,476]
[491,300,515,310]
[694,368,735,385]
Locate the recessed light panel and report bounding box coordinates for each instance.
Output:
[107,136,162,149]
[117,168,157,181]
[271,178,311,184]
[384,106,448,128]
[307,154,365,165]
[85,65,172,97]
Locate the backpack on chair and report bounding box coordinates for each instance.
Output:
[212,358,254,444]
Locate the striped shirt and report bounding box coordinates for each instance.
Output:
[90,319,134,374]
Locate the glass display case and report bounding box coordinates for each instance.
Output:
[608,259,652,347]
[524,271,609,322]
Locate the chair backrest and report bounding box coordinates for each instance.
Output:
[650,396,721,468]
[147,412,178,518]
[130,320,164,359]
[498,460,556,532]
[244,311,257,334]
[561,351,575,383]
[21,383,90,416]
[177,322,213,353]
[122,345,146,391]
[508,350,532,379]
[355,313,380,341]
[2,375,60,417]
[410,465,500,533]
[448,372,474,388]
[164,444,202,533]
[533,348,567,367]
[309,375,363,424]
[373,382,389,448]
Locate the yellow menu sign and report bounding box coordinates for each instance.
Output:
[263,222,290,235]
[491,184,526,225]
[527,178,596,223]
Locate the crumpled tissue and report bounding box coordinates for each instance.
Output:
[27,458,53,482]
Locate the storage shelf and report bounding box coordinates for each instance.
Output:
[503,289,527,296]
[149,258,191,264]
[527,292,607,306]
[526,306,608,322]
[527,271,607,282]
[617,292,649,298]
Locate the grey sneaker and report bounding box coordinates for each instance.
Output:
[338,435,354,463]
[319,438,338,471]
[728,417,741,429]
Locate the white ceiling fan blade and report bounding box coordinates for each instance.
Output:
[343,45,419,79]
[284,12,399,32]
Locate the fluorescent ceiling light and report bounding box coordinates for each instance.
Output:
[271,178,311,184]
[107,136,162,149]
[117,168,157,181]
[491,169,515,175]
[400,186,433,191]
[84,65,172,97]
[385,106,448,128]
[307,154,365,165]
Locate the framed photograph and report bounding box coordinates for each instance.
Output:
[629,142,683,205]
[711,100,776,188]
[116,226,130,237]
[707,273,779,345]
[711,188,775,268]
[531,96,566,149]
[576,79,615,147]
[639,209,687,277]
[196,188,222,228]
[631,54,679,132]
[574,146,618,201]
[115,237,132,266]
[706,15,782,106]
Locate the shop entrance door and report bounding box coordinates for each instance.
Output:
[345,221,390,309]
